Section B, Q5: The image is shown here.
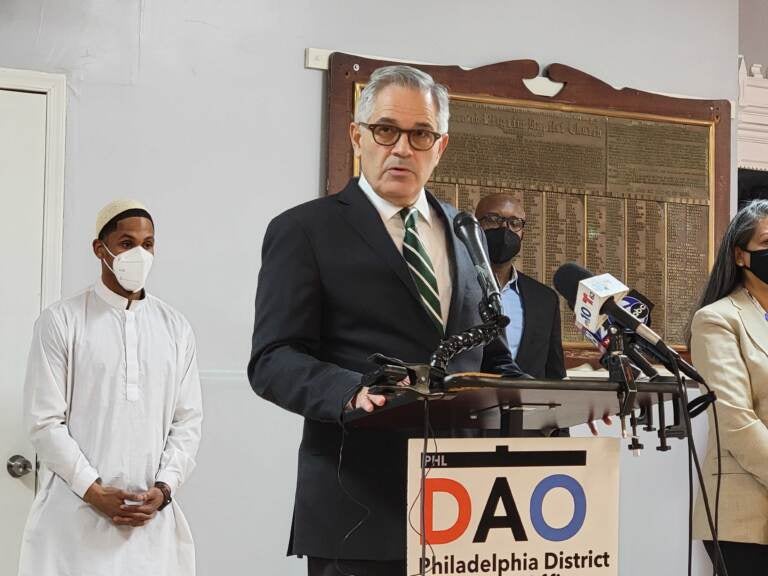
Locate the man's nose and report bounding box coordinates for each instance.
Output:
[391,132,414,157]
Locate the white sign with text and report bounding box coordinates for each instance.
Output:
[407,438,620,576]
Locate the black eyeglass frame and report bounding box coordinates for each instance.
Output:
[478,214,527,232]
[358,122,443,151]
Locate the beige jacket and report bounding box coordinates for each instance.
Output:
[691,287,768,544]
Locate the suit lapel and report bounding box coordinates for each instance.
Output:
[428,194,468,336]
[733,289,768,357]
[336,180,427,316]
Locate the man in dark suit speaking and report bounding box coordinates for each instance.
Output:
[248,65,526,575]
[474,194,566,381]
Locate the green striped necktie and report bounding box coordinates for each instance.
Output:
[400,207,444,335]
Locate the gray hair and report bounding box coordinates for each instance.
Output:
[354,65,450,133]
[687,199,768,342]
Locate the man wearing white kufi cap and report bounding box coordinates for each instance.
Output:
[18,200,203,576]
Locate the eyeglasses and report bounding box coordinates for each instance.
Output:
[478,214,526,232]
[358,122,443,151]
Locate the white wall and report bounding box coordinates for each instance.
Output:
[0,1,737,575]
[740,0,768,69]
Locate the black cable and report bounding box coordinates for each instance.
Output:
[680,379,723,575]
[406,399,439,576]
[713,397,722,575]
[698,381,723,576]
[667,352,729,576]
[334,386,443,576]
[333,425,370,576]
[688,427,693,576]
[420,400,429,575]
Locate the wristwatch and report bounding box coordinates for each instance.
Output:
[154,481,172,511]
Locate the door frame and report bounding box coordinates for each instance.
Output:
[0,67,66,307]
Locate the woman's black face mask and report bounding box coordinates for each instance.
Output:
[745,247,768,286]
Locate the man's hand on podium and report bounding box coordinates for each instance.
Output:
[588,414,614,436]
[350,386,387,413]
[345,378,410,413]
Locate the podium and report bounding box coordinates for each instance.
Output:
[342,370,699,576]
[339,345,706,575]
[342,370,685,576]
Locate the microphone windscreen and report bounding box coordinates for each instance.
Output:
[552,262,593,310]
[625,289,655,328]
[453,211,478,235]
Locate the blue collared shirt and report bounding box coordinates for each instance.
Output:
[500,269,524,359]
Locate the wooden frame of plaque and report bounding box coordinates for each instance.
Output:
[325,53,730,365]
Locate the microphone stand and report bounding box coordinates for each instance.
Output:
[616,330,714,441]
[428,293,509,386]
[600,325,688,453]
[601,325,642,452]
[364,292,510,396]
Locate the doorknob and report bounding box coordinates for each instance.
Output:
[6,455,33,478]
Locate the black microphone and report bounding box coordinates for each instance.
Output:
[553,262,704,383]
[453,212,501,309]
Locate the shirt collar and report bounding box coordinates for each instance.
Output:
[94,276,147,311]
[358,173,432,227]
[502,266,520,294]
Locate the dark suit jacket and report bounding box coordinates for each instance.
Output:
[514,272,567,380]
[248,179,525,561]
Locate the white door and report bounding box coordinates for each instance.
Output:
[0,88,51,575]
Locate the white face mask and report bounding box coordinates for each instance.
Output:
[102,245,154,293]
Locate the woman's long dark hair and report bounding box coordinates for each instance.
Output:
[687,199,768,343]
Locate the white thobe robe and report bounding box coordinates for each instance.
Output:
[18,279,203,576]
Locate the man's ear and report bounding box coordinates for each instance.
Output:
[92,239,108,261]
[349,122,362,157]
[435,133,449,162]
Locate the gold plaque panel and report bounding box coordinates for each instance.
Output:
[625,201,667,339]
[429,98,713,348]
[665,203,710,344]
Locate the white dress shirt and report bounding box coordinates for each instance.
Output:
[358,173,452,327]
[18,278,203,576]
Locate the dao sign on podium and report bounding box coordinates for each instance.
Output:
[407,438,619,576]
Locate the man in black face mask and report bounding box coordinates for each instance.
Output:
[475,194,566,382]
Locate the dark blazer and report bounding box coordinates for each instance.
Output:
[248,179,525,561]
[514,272,567,380]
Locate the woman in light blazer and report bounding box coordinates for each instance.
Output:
[690,199,768,575]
